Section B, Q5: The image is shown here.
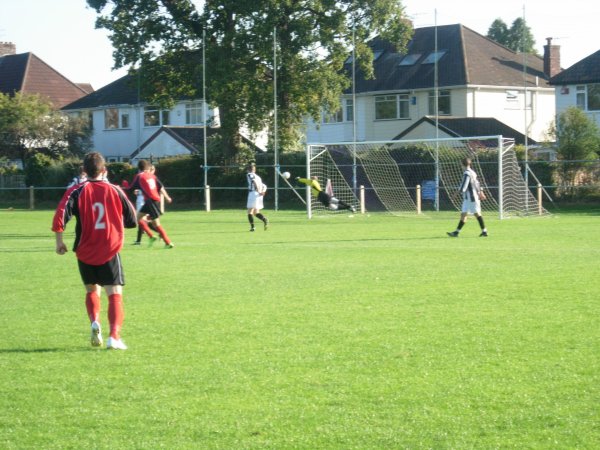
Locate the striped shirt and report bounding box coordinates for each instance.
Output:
[459,167,481,202]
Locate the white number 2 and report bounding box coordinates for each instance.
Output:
[93,202,106,229]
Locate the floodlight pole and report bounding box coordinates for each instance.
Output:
[434,9,440,212]
[274,26,280,211]
[352,20,357,196]
[203,28,208,212]
[522,5,530,213]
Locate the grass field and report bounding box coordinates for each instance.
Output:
[0,208,599,449]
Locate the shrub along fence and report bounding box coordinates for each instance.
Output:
[1,156,599,211]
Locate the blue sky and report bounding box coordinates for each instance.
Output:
[1,0,597,90]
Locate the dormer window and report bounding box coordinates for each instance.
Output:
[422,50,446,64]
[399,54,421,66]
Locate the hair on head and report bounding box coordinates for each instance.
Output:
[138,159,151,171]
[83,152,105,178]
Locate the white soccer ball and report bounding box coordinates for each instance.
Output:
[281,171,291,179]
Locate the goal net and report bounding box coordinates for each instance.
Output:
[306,137,550,218]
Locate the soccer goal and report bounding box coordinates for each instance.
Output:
[306,137,550,219]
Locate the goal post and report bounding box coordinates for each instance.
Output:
[306,137,550,219]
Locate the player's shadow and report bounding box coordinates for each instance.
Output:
[0,347,90,354]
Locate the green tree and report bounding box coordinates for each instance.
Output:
[550,106,600,196]
[487,17,536,54]
[487,19,508,45]
[0,92,91,163]
[87,0,413,159]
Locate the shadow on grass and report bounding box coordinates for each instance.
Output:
[0,347,93,354]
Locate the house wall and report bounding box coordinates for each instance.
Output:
[467,87,554,141]
[554,84,600,128]
[77,101,215,161]
[306,86,555,144]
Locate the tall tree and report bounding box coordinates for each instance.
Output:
[86,0,413,159]
[0,92,91,163]
[487,19,508,45]
[487,17,536,54]
[550,106,600,196]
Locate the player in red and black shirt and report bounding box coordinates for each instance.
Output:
[129,160,174,248]
[52,152,137,350]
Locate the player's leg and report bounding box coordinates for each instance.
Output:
[101,255,127,350]
[475,213,488,237]
[151,217,173,247]
[78,261,103,347]
[247,207,256,231]
[447,212,468,237]
[137,211,154,239]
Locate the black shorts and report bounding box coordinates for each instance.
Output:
[317,191,331,206]
[140,199,162,220]
[78,254,125,286]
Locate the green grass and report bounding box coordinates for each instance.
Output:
[1,208,599,449]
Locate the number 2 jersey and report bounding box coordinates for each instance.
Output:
[52,179,137,265]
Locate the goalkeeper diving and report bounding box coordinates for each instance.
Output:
[295,176,356,212]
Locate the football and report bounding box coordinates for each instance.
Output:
[281,171,291,179]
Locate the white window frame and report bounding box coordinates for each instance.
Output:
[428,90,451,115]
[144,106,170,127]
[323,98,354,124]
[186,102,205,125]
[375,94,410,120]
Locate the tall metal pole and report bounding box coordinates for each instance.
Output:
[273,26,279,211]
[434,9,440,211]
[522,5,529,212]
[352,20,357,195]
[202,29,208,195]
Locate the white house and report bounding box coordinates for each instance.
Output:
[62,75,220,162]
[305,24,557,145]
[549,48,600,128]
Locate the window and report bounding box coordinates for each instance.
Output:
[506,90,519,102]
[428,90,451,115]
[587,84,600,111]
[422,50,446,64]
[186,102,205,125]
[323,98,353,123]
[104,108,130,129]
[399,54,421,66]
[104,108,119,129]
[375,94,409,120]
[576,85,586,109]
[144,106,170,127]
[345,98,354,122]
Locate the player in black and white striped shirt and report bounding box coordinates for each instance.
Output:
[447,157,488,237]
[246,162,269,231]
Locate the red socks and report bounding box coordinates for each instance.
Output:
[85,291,101,323]
[156,225,171,245]
[138,220,153,238]
[108,294,124,339]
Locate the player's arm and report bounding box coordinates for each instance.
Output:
[54,232,68,255]
[459,173,470,193]
[295,177,311,187]
[159,186,172,204]
[116,187,138,229]
[52,189,78,254]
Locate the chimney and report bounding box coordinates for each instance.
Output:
[0,42,16,56]
[543,37,561,78]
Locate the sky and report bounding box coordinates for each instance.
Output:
[1,0,598,90]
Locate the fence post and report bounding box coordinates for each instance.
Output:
[205,185,211,212]
[359,185,365,214]
[29,186,34,210]
[416,184,421,214]
[537,184,542,215]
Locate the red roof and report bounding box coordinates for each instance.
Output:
[0,52,92,108]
